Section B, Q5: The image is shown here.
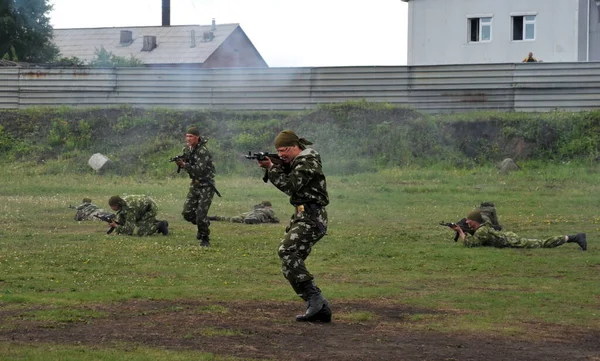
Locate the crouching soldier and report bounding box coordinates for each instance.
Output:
[107,195,169,236]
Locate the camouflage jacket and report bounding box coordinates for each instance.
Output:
[243,206,280,223]
[181,137,215,186]
[74,203,114,222]
[267,148,329,207]
[462,222,516,248]
[115,195,158,234]
[74,202,100,221]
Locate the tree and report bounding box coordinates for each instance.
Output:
[0,0,59,63]
[89,46,144,67]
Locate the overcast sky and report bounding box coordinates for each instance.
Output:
[48,0,408,67]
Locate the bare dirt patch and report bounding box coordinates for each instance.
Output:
[1,299,598,361]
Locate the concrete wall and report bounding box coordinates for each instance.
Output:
[407,0,580,65]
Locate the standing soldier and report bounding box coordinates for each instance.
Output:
[257,130,331,323]
[107,195,169,236]
[175,126,218,247]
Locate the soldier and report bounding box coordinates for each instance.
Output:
[107,195,169,236]
[73,198,113,221]
[256,130,331,323]
[174,126,219,247]
[209,201,280,224]
[449,209,587,251]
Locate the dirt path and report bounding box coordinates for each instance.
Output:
[1,300,598,361]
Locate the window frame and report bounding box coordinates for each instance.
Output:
[467,14,493,43]
[511,12,537,41]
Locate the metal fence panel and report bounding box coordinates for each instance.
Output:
[1,63,600,112]
[0,68,19,108]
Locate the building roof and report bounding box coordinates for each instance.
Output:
[52,23,241,65]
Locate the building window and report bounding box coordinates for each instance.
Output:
[512,15,536,40]
[468,17,492,42]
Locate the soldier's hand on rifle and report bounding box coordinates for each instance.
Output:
[175,159,186,167]
[450,225,466,240]
[109,221,119,228]
[258,158,273,169]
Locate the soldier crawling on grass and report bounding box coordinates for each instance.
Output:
[72,197,114,221]
[449,209,587,251]
[256,130,331,323]
[107,195,169,236]
[208,201,280,224]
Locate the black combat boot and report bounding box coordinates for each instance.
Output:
[196,225,210,247]
[156,221,169,236]
[567,233,587,251]
[294,280,332,323]
[197,233,210,247]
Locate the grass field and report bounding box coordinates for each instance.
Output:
[0,163,598,360]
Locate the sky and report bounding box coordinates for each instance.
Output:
[48,0,408,67]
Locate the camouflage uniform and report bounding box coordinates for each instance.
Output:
[463,223,567,249]
[210,204,280,224]
[74,201,115,222]
[114,195,160,236]
[267,148,329,287]
[180,137,217,242]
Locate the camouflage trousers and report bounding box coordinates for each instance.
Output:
[119,209,158,236]
[210,215,244,223]
[182,184,215,239]
[278,206,328,285]
[505,236,567,248]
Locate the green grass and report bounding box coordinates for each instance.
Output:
[0,163,599,358]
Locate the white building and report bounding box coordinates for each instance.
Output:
[402,0,600,65]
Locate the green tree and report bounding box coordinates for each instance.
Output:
[89,46,144,67]
[0,0,59,63]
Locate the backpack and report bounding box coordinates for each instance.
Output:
[477,202,502,231]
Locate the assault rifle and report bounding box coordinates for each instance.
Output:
[245,151,283,183]
[439,218,473,242]
[94,214,120,234]
[169,154,186,173]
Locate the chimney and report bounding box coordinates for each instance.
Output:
[120,30,132,45]
[190,30,196,48]
[142,35,157,51]
[162,0,170,26]
[203,31,214,42]
[211,18,216,31]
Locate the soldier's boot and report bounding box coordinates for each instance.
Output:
[294,280,332,323]
[156,221,169,236]
[567,233,587,251]
[196,225,211,247]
